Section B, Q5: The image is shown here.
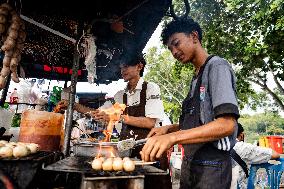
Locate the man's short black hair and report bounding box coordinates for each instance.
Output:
[127,53,146,77]
[237,123,244,137]
[137,53,146,67]
[161,17,203,45]
[137,54,146,77]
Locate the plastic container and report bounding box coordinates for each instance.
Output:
[259,136,269,147]
[267,136,283,154]
[283,138,284,153]
[19,110,64,151]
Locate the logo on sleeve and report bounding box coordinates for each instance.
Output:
[148,94,160,100]
[200,86,205,101]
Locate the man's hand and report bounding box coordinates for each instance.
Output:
[90,109,121,121]
[54,99,69,113]
[90,110,110,122]
[147,125,171,138]
[140,134,176,162]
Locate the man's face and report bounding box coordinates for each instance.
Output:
[166,32,198,64]
[119,63,143,82]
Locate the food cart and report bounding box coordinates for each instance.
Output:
[0,0,190,188]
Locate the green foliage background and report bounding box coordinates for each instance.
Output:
[239,113,284,143]
[144,0,284,141]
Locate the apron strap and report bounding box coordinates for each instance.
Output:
[140,81,147,106]
[230,149,249,178]
[181,55,215,157]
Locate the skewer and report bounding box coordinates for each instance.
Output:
[134,161,157,165]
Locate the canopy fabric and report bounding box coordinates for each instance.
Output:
[8,0,171,83]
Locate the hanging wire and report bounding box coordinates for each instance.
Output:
[169,0,190,20]
[76,30,86,57]
[113,0,150,22]
[13,0,22,14]
[18,0,22,14]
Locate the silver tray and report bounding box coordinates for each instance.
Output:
[73,142,131,158]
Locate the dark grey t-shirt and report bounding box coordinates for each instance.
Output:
[189,56,239,151]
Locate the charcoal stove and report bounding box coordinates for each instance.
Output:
[0,151,62,189]
[44,156,168,189]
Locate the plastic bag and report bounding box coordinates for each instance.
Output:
[0,108,14,131]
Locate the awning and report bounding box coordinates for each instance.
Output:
[15,0,171,83]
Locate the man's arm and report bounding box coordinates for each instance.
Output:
[271,150,280,159]
[74,103,95,114]
[119,82,165,129]
[56,100,95,114]
[141,116,235,161]
[234,141,280,164]
[120,115,156,129]
[147,124,180,138]
[166,116,235,144]
[168,124,180,132]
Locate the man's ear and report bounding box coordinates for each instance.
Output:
[137,63,144,70]
[191,31,199,43]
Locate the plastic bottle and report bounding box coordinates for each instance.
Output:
[10,88,19,112]
[6,91,11,102]
[110,127,119,142]
[10,88,19,104]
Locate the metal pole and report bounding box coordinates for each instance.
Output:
[0,74,11,107]
[63,24,83,156]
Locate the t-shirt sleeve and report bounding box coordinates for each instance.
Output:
[113,90,124,104]
[208,63,239,119]
[145,82,164,126]
[233,142,273,164]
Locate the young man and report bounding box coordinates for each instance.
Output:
[68,54,172,188]
[140,17,240,189]
[93,54,165,158]
[58,54,165,153]
[230,123,280,189]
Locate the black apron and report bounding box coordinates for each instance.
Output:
[120,81,150,158]
[120,82,172,189]
[179,56,232,189]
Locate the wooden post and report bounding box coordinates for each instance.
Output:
[0,73,11,107]
[62,23,83,157]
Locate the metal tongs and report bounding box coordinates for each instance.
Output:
[117,138,148,152]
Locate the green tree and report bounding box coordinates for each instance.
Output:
[239,112,284,143]
[145,47,194,123]
[145,0,284,123]
[266,125,284,135]
[188,0,284,111]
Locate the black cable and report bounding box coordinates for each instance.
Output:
[169,0,190,20]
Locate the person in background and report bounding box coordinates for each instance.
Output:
[230,123,280,189]
[140,17,240,189]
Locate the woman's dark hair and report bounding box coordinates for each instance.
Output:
[161,17,203,45]
[237,123,244,137]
